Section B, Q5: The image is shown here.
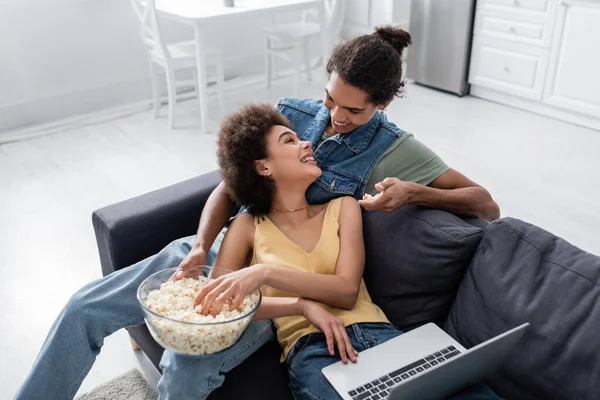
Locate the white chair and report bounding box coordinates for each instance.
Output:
[130,0,226,129]
[263,0,345,95]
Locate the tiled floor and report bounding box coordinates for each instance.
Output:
[1,73,598,399]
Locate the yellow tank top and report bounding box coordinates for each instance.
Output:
[251,197,389,360]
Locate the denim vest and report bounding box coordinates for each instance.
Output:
[277,98,405,204]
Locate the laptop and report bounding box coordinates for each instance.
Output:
[322,322,529,400]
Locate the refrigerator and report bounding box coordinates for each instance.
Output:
[406,0,477,96]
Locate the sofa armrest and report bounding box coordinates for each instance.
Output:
[92,170,221,276]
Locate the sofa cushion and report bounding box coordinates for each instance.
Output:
[362,205,485,331]
[445,218,600,400]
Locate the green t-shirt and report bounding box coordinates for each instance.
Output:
[318,132,449,196]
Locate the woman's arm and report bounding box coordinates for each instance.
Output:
[261,196,364,309]
[191,211,257,313]
[255,297,358,364]
[261,198,363,308]
[195,197,365,312]
[254,297,304,320]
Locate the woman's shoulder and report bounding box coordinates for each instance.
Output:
[222,211,256,253]
[229,211,257,237]
[329,196,359,220]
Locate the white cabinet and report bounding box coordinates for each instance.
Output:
[469,0,553,99]
[470,37,549,100]
[543,0,600,119]
[469,0,600,130]
[474,9,554,47]
[478,0,554,14]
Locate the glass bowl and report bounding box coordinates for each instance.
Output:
[137,266,261,355]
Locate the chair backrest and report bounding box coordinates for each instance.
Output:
[326,0,345,38]
[303,0,346,41]
[129,0,170,60]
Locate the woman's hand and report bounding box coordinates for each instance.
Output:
[194,264,267,315]
[358,178,415,213]
[301,300,358,364]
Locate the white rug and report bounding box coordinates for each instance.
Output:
[75,369,157,400]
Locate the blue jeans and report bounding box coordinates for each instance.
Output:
[14,235,276,400]
[286,323,500,400]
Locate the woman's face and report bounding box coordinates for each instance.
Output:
[257,125,322,185]
[323,72,385,134]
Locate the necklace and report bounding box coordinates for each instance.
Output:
[270,204,308,213]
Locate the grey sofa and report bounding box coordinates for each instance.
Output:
[92,170,600,400]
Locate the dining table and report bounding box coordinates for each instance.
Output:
[155,0,329,134]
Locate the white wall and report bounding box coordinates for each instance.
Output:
[0,0,147,131]
[0,0,307,132]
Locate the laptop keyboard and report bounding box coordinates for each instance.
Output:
[346,345,461,400]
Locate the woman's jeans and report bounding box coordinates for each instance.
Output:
[14,235,276,400]
[286,323,501,400]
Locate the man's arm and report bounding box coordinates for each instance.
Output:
[177,181,236,274]
[413,169,500,221]
[192,181,236,253]
[359,136,500,221]
[360,170,500,221]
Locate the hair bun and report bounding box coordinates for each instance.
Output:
[373,25,412,55]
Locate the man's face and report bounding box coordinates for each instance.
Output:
[323,72,382,135]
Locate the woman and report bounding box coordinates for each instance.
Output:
[201,103,499,400]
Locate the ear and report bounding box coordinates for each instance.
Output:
[378,100,392,111]
[255,159,271,177]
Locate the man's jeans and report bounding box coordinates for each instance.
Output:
[287,323,500,400]
[14,235,275,400]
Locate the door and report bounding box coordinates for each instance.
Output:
[543,0,600,118]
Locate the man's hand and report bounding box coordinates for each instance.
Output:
[358,178,415,213]
[301,300,358,364]
[194,264,267,314]
[173,247,208,280]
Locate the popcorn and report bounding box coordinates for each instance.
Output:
[363,193,383,201]
[143,277,259,355]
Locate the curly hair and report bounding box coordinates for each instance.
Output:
[326,25,412,105]
[217,103,292,215]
